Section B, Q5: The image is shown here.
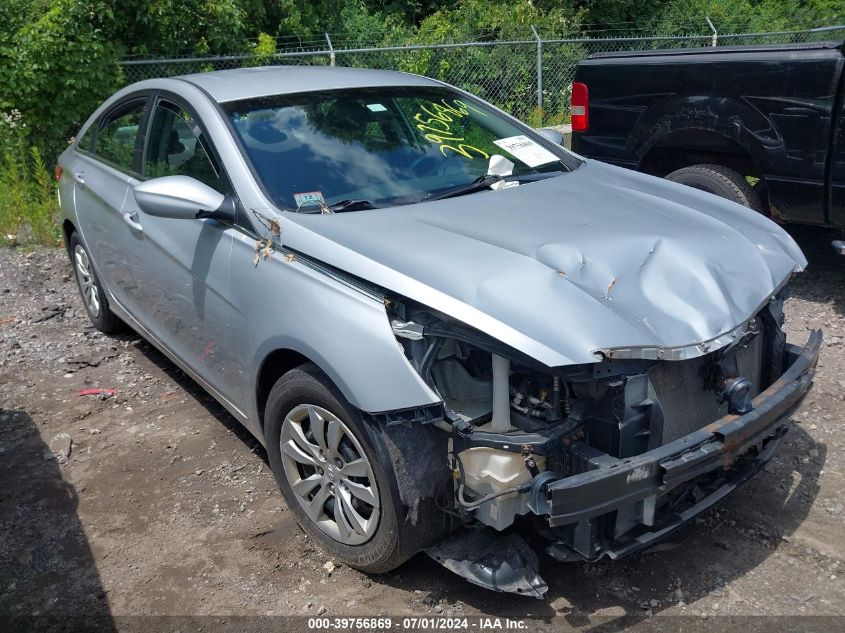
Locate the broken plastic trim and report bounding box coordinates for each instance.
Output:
[389,310,554,374]
[364,403,446,427]
[391,319,424,340]
[425,529,548,599]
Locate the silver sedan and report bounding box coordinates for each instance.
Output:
[58,66,820,597]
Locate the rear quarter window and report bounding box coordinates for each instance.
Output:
[77,125,95,153]
[92,100,148,172]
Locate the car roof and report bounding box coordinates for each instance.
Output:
[175,66,441,103]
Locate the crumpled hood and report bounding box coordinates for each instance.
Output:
[281,160,806,367]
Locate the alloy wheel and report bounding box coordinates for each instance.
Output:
[279,404,381,545]
[73,244,100,318]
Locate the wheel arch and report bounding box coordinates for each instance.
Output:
[255,346,315,432]
[629,93,770,181]
[254,339,393,435]
[62,219,76,254]
[639,127,762,179]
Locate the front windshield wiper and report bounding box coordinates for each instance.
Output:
[423,175,502,202]
[423,169,569,203]
[294,199,378,214]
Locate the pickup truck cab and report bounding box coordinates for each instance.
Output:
[571,41,845,248]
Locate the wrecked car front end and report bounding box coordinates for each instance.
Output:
[212,74,818,596]
[388,287,820,597]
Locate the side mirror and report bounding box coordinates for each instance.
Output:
[536,128,565,146]
[133,175,236,222]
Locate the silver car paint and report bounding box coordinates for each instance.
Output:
[133,175,226,218]
[61,75,441,435]
[180,66,441,103]
[60,67,805,445]
[278,159,804,366]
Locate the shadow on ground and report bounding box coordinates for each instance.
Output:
[0,409,116,631]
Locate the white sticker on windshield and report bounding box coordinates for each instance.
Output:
[294,191,325,208]
[487,154,514,177]
[492,135,559,168]
[367,103,388,112]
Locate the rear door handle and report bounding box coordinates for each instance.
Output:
[73,170,85,184]
[122,211,143,232]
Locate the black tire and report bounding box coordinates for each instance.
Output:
[69,232,120,334]
[265,363,447,573]
[665,164,764,213]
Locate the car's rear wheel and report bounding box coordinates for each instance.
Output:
[69,233,120,334]
[665,164,763,213]
[265,363,435,573]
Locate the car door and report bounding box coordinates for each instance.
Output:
[121,95,245,410]
[72,97,150,310]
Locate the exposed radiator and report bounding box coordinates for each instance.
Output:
[649,332,764,445]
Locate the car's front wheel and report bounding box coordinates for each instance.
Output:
[265,363,430,573]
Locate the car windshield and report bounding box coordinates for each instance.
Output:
[222,86,579,211]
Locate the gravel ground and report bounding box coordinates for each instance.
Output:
[1,225,844,630]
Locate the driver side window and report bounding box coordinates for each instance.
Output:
[144,100,220,189]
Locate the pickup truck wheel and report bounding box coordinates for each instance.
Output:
[665,164,763,213]
[69,233,120,334]
[265,363,425,573]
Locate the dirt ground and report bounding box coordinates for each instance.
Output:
[1,225,844,630]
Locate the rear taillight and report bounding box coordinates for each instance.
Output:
[570,82,589,132]
[54,164,63,181]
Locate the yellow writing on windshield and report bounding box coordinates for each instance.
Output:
[413,99,489,160]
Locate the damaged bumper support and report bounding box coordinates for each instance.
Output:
[545,331,822,560]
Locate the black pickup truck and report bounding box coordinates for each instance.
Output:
[570,41,845,250]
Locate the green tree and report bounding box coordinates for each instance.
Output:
[572,0,668,34]
[363,1,455,25]
[112,0,248,56]
[404,0,584,122]
[0,0,122,159]
[649,0,842,35]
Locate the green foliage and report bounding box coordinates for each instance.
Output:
[363,1,456,26]
[649,0,842,35]
[112,0,247,56]
[247,32,277,67]
[0,0,117,245]
[0,0,842,245]
[0,0,122,160]
[573,0,668,32]
[413,0,582,41]
[337,2,412,46]
[395,0,583,121]
[0,112,60,245]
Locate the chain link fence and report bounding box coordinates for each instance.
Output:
[120,25,845,123]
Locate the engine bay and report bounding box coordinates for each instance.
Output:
[388,292,787,538]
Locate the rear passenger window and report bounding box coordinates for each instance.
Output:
[94,101,147,171]
[144,101,220,188]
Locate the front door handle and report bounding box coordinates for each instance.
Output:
[122,211,143,232]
